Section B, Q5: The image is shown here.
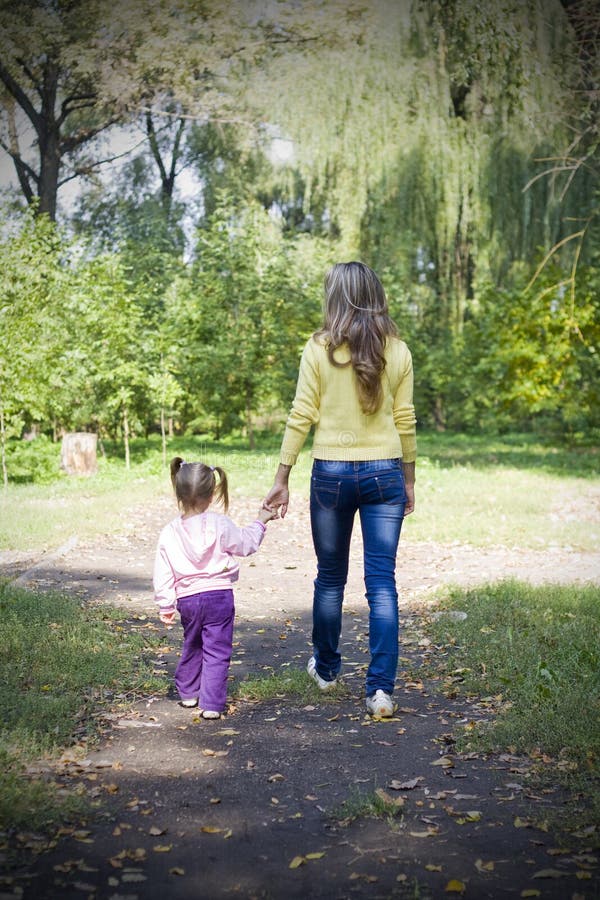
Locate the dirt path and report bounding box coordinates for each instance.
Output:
[2,495,599,900]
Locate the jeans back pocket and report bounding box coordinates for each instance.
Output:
[311,477,341,510]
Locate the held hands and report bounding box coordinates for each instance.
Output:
[257,505,278,524]
[262,484,290,519]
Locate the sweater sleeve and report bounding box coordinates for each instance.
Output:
[279,339,321,465]
[219,517,266,557]
[153,541,177,610]
[393,347,417,463]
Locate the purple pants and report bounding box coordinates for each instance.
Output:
[175,589,235,712]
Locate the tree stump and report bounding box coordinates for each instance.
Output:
[60,432,98,476]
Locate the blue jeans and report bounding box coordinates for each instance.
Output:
[310,458,407,696]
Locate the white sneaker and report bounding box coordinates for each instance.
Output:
[366,689,394,717]
[178,698,198,708]
[202,710,221,719]
[307,656,337,691]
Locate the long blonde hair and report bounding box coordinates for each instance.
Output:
[316,262,398,415]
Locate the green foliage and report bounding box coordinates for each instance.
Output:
[0,583,166,828]
[457,266,600,433]
[164,194,327,441]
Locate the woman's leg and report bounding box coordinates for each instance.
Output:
[359,468,406,696]
[310,468,356,682]
[198,589,235,713]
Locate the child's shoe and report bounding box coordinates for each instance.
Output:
[307,656,337,691]
[366,689,394,718]
[202,710,221,719]
[178,698,198,708]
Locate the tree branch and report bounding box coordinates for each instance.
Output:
[59,118,120,153]
[0,135,37,202]
[146,111,169,185]
[167,117,187,189]
[57,91,98,128]
[15,56,43,98]
[0,57,41,136]
[56,137,148,186]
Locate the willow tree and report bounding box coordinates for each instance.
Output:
[249,0,591,426]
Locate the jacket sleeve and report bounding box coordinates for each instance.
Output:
[279,339,321,465]
[219,518,266,557]
[393,346,417,463]
[153,541,177,610]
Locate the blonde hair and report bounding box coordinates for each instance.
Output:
[316,262,398,415]
[170,457,229,514]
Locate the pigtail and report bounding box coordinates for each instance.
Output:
[212,466,229,513]
[170,457,184,489]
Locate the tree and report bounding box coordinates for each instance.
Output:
[0,211,66,483]
[0,0,364,220]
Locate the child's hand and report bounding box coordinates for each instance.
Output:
[159,609,176,626]
[258,506,277,524]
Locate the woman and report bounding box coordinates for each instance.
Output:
[264,261,416,718]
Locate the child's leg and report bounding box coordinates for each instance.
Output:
[175,594,205,701]
[198,589,235,712]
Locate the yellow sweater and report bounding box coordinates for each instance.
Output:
[280,335,417,465]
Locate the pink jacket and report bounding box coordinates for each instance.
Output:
[153,511,266,610]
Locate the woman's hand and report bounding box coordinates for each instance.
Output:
[404,483,415,516]
[263,464,291,518]
[403,461,415,516]
[263,483,289,518]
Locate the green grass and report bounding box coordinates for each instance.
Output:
[331,787,405,827]
[236,667,347,703]
[0,583,167,830]
[425,580,600,832]
[1,431,599,552]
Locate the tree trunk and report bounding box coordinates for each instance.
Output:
[123,407,130,470]
[60,432,98,475]
[1,407,7,488]
[246,392,255,450]
[160,405,167,467]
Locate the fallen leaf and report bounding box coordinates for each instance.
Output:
[425,864,442,871]
[375,788,404,807]
[445,880,466,894]
[514,817,533,828]
[169,867,185,875]
[121,872,147,883]
[201,826,223,834]
[520,891,541,898]
[268,773,285,782]
[532,869,567,879]
[289,856,305,869]
[153,844,173,852]
[390,777,423,791]
[475,859,494,873]
[431,757,454,768]
[306,852,326,860]
[148,826,166,836]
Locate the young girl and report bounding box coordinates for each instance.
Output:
[154,457,274,719]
